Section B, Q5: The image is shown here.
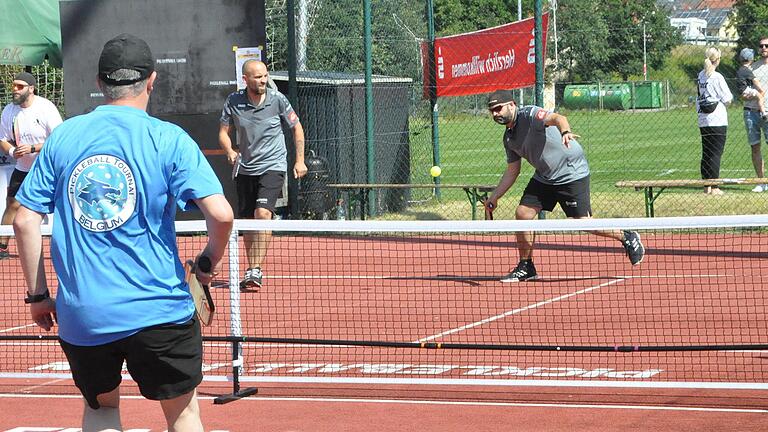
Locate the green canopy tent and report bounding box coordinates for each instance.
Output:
[0,0,61,67]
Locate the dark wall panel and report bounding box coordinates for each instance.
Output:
[59,0,265,220]
[60,0,266,117]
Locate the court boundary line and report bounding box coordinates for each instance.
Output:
[0,393,766,413]
[3,373,768,390]
[415,278,628,343]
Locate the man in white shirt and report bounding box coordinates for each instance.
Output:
[744,37,768,192]
[0,72,63,258]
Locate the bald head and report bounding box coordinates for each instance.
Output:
[242,60,268,96]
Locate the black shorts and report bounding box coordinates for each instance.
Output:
[236,170,285,218]
[520,176,592,218]
[59,318,203,409]
[7,169,27,198]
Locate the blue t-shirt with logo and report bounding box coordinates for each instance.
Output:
[16,105,223,346]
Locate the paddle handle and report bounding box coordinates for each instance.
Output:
[197,256,212,274]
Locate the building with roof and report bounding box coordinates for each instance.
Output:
[661,0,736,46]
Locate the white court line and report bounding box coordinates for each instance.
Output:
[0,324,37,333]
[415,278,628,343]
[0,393,765,413]
[266,274,731,280]
[4,373,768,390]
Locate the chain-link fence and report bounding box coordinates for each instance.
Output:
[3,3,765,220]
[265,2,767,220]
[0,62,64,114]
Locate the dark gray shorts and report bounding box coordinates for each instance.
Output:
[235,170,285,217]
[520,176,592,218]
[59,318,203,409]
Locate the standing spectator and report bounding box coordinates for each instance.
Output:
[483,89,644,283]
[0,72,62,258]
[736,48,768,121]
[696,46,733,195]
[744,37,768,193]
[218,59,308,290]
[13,34,233,431]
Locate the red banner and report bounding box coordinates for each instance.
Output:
[422,15,549,98]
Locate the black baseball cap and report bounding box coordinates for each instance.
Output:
[14,72,36,87]
[487,89,516,109]
[98,33,154,85]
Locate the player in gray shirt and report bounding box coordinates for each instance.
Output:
[219,60,307,290]
[484,89,644,282]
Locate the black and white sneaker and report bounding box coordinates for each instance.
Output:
[622,231,645,266]
[240,267,263,291]
[500,260,538,282]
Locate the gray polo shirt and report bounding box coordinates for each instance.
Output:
[220,88,300,176]
[503,106,589,185]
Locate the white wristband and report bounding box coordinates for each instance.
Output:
[7,146,16,156]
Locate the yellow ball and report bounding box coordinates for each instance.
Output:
[430,166,442,177]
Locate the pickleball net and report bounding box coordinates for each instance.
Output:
[1,214,767,393]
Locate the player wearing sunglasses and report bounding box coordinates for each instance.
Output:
[0,72,63,259]
[743,37,768,193]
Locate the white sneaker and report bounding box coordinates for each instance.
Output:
[752,184,767,193]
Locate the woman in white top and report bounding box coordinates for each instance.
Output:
[696,46,733,195]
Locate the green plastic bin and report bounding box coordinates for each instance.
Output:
[634,81,663,109]
[563,84,599,109]
[601,83,631,110]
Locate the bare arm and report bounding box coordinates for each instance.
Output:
[12,142,45,159]
[753,77,767,96]
[292,121,307,179]
[193,194,234,285]
[543,112,580,148]
[486,160,522,210]
[0,139,14,156]
[218,123,238,166]
[13,206,55,331]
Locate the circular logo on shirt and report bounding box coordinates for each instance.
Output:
[68,155,136,232]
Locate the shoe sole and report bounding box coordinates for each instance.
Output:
[500,275,538,283]
[239,280,262,291]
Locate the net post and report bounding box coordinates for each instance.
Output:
[212,227,257,404]
[213,338,258,404]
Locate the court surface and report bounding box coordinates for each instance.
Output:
[1,220,768,430]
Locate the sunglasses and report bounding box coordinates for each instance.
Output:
[760,44,768,48]
[12,83,29,91]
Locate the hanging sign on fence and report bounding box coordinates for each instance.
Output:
[422,14,549,98]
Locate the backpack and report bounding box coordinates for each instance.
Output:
[696,78,719,114]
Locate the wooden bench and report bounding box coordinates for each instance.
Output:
[327,183,496,220]
[615,178,768,217]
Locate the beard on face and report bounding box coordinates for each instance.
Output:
[494,114,512,124]
[13,89,30,105]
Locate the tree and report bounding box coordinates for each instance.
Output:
[557,0,611,81]
[557,0,681,81]
[265,0,426,79]
[730,0,768,59]
[434,0,531,36]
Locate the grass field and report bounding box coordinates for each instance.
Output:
[397,106,766,220]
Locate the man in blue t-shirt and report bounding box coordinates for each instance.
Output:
[13,34,233,431]
[483,89,645,282]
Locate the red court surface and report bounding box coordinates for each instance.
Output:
[2,383,768,431]
[1,228,768,430]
